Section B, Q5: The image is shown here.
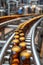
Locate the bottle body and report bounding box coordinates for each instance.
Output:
[20,50,31,65]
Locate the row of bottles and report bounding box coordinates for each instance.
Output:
[10,29,31,65]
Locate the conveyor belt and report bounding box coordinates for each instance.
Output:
[0,14,43,65]
[0,14,32,59]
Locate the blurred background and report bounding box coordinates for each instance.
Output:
[0,0,43,16]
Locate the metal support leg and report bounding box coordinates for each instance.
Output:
[1,28,5,40]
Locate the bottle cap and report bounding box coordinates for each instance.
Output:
[20,37,25,41]
[12,39,19,44]
[19,42,26,47]
[12,46,21,53]
[20,50,31,59]
[20,33,24,36]
[14,35,19,39]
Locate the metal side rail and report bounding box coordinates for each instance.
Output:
[0,18,21,28]
[7,25,18,28]
[26,18,43,65]
[0,16,31,28]
[0,33,15,65]
[0,16,31,40]
[31,18,43,65]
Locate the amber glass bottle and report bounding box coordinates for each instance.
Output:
[19,37,25,42]
[11,46,21,59]
[15,32,19,35]
[14,35,19,39]
[10,46,21,65]
[11,58,20,65]
[19,30,23,33]
[20,33,24,37]
[12,39,19,46]
[19,42,26,51]
[20,50,31,65]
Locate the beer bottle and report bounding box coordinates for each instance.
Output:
[10,46,21,65]
[14,35,19,39]
[19,42,26,51]
[19,30,23,33]
[11,63,19,65]
[15,29,19,32]
[11,46,21,59]
[20,50,31,65]
[12,39,19,46]
[11,58,20,64]
[20,33,24,37]
[19,37,25,42]
[15,32,19,35]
